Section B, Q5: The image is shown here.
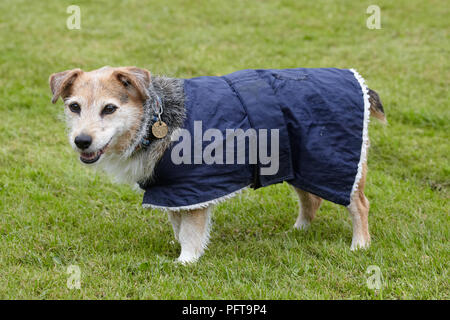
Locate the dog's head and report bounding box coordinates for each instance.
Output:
[49,66,151,164]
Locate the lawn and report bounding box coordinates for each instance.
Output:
[0,0,448,299]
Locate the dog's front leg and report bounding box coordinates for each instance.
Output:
[167,211,182,242]
[170,206,213,264]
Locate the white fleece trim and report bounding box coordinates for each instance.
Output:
[349,68,371,205]
[142,185,249,212]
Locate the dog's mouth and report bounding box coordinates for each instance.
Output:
[79,142,110,164]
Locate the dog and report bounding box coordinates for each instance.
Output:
[49,66,386,263]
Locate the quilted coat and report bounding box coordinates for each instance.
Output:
[140,68,370,211]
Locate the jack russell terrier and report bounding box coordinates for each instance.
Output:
[49,66,385,263]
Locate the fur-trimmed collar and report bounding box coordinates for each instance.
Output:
[97,76,186,185]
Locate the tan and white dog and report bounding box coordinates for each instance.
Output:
[49,66,386,263]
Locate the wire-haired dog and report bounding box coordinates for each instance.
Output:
[49,66,385,263]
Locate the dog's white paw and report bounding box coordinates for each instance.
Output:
[176,251,201,264]
[350,237,371,251]
[294,219,311,231]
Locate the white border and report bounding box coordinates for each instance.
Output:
[349,69,371,205]
[142,185,249,212]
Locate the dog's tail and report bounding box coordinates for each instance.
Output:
[368,88,387,123]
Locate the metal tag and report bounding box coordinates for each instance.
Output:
[152,121,168,138]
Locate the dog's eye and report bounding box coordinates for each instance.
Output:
[68,102,81,114]
[102,104,118,115]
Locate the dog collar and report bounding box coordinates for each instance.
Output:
[135,95,165,152]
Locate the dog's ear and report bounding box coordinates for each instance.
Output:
[49,69,83,104]
[112,67,151,100]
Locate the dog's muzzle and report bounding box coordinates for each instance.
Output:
[79,142,110,164]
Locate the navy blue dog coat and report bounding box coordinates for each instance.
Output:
[141,68,370,211]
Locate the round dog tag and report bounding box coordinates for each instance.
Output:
[152,121,168,138]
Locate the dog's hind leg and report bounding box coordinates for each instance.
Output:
[176,206,213,264]
[347,163,371,250]
[293,187,322,230]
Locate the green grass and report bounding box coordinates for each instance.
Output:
[0,0,448,299]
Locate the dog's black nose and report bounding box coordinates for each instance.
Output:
[74,134,92,150]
